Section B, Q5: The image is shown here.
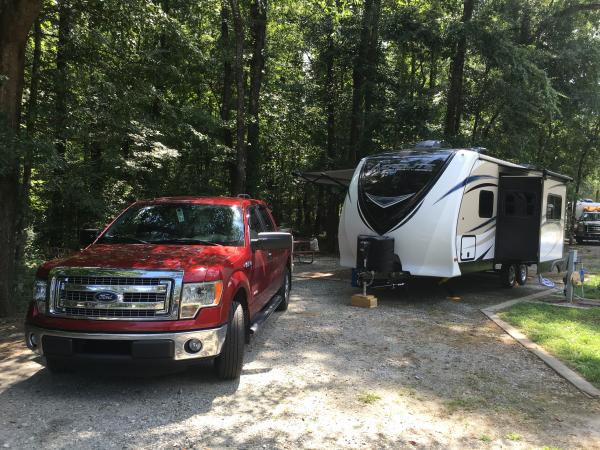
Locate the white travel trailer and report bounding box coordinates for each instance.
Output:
[299,144,570,287]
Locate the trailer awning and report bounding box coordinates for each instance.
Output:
[294,169,355,188]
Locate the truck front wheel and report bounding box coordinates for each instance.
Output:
[276,267,291,311]
[214,301,245,380]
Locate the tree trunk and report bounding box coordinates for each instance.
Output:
[228,0,246,195]
[219,1,235,192]
[360,0,381,157]
[246,0,267,196]
[47,0,71,247]
[348,0,373,163]
[0,0,43,317]
[14,17,42,289]
[323,9,341,249]
[444,0,475,139]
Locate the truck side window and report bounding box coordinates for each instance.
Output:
[258,207,276,232]
[248,208,264,240]
[547,194,562,221]
[478,190,494,218]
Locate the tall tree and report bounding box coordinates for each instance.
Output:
[229,0,246,195]
[444,0,475,139]
[246,0,267,195]
[0,0,42,316]
[349,0,381,163]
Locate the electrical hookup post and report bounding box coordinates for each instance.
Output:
[565,249,577,303]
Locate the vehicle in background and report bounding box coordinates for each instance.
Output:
[25,196,292,380]
[575,210,600,244]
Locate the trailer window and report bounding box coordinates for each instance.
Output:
[547,195,562,221]
[479,190,494,218]
[360,151,451,208]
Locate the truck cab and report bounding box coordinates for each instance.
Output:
[25,196,292,379]
[576,211,600,244]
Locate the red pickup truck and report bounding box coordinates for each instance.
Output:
[25,196,292,379]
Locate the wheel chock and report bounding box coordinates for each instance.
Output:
[351,294,377,308]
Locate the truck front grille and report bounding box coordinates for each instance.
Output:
[585,224,600,233]
[48,268,184,321]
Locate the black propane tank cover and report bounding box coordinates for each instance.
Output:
[356,235,395,273]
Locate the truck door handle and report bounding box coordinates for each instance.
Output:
[267,251,273,259]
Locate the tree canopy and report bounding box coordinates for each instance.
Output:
[0,0,599,314]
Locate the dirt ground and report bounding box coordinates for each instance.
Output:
[1,251,600,449]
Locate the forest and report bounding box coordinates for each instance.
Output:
[0,0,599,316]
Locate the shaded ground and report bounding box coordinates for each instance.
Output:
[1,254,600,449]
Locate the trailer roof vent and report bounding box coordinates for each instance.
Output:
[415,140,443,149]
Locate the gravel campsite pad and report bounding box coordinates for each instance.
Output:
[1,256,600,449]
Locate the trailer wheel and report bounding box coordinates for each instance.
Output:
[500,263,517,288]
[516,264,528,285]
[214,301,245,380]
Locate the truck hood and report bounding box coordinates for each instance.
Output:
[38,244,246,282]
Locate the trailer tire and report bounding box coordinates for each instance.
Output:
[276,268,291,311]
[214,301,245,380]
[500,263,517,288]
[516,264,528,285]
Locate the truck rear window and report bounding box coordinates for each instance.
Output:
[99,204,245,246]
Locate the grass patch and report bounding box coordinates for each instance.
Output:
[357,392,381,404]
[499,303,600,387]
[479,434,492,443]
[505,432,522,441]
[445,396,486,413]
[577,273,600,300]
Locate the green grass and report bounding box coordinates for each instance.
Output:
[357,392,381,404]
[499,303,600,387]
[578,274,600,300]
[505,432,522,441]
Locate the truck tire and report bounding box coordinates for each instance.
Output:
[576,237,583,245]
[215,301,245,380]
[516,264,528,285]
[500,263,517,288]
[276,267,291,311]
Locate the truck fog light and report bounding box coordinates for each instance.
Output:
[185,338,202,353]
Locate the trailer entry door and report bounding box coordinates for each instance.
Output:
[495,176,542,263]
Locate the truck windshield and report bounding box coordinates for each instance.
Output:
[99,203,245,246]
[582,212,600,221]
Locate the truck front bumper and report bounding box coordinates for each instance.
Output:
[25,324,228,362]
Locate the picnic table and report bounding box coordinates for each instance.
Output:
[293,239,318,264]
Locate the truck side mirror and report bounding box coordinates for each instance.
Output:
[251,232,292,251]
[79,228,100,247]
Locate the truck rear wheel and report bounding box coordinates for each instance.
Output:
[500,263,517,288]
[214,301,245,380]
[276,267,291,311]
[516,264,528,285]
[576,237,583,244]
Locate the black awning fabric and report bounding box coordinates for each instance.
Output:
[293,169,355,188]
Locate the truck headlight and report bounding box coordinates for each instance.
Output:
[180,281,223,319]
[33,279,47,314]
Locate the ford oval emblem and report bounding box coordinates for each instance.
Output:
[94,291,119,302]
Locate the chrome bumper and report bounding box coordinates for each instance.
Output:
[25,324,228,361]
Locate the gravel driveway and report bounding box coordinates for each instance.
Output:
[1,257,599,449]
